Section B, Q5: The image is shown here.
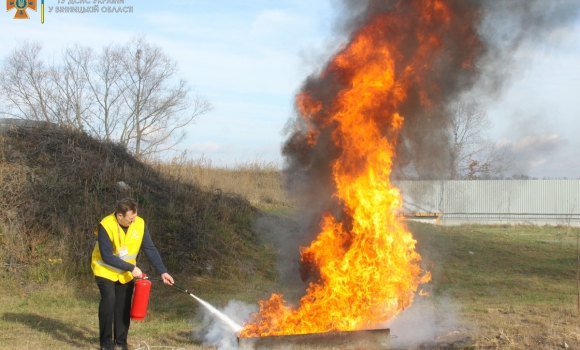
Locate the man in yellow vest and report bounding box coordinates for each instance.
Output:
[91,198,174,350]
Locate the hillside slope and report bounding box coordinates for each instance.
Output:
[0,124,276,281]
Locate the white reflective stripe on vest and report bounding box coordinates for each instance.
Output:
[95,260,125,274]
[95,254,138,273]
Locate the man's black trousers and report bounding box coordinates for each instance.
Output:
[95,276,135,350]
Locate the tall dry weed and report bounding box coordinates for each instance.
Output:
[150,155,290,208]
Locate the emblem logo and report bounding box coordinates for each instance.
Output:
[7,0,37,19]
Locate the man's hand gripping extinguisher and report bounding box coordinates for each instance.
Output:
[130,274,152,321]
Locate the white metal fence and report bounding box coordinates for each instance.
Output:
[395,180,580,226]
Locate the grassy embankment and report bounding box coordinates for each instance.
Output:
[1,126,580,349]
[0,126,283,349]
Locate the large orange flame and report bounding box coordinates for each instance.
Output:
[240,0,479,337]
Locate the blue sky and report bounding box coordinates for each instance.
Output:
[2,0,579,178]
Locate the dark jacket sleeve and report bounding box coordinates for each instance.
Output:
[141,225,168,275]
[97,224,135,272]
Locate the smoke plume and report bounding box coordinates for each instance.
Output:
[195,300,257,350]
[283,0,580,192]
[498,133,569,177]
[273,0,580,344]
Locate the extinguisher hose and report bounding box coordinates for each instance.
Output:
[142,275,244,332]
[144,276,195,297]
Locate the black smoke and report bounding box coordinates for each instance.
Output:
[274,0,580,285]
[282,0,579,205]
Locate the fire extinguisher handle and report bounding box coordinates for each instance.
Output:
[145,276,163,282]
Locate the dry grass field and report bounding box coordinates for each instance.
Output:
[408,223,580,350]
[149,156,291,210]
[2,220,579,349]
[2,127,580,349]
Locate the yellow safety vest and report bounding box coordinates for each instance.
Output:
[91,213,145,283]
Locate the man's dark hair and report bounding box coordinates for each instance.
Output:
[117,198,138,215]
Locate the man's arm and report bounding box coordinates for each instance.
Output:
[141,226,167,275]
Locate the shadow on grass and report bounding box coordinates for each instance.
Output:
[2,312,98,348]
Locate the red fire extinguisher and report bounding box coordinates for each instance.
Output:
[131,274,152,321]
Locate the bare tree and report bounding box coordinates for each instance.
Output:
[66,43,126,141]
[116,36,213,157]
[0,37,213,158]
[52,45,96,131]
[0,42,94,130]
[447,100,511,179]
[0,42,57,123]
